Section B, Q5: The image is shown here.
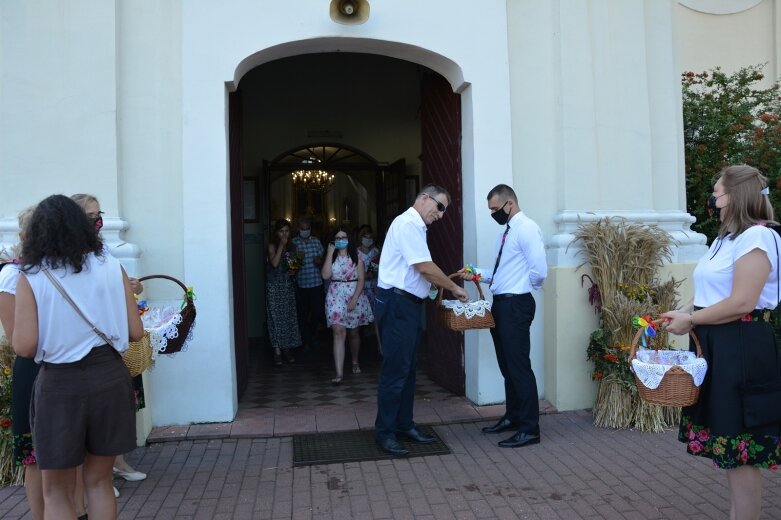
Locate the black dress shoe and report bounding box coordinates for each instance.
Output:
[397,427,436,444]
[498,431,540,448]
[377,438,409,456]
[481,418,518,434]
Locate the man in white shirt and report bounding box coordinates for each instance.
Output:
[460,184,547,448]
[375,184,469,456]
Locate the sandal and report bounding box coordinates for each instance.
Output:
[284,350,296,364]
[352,364,361,374]
[274,352,283,367]
[331,375,343,386]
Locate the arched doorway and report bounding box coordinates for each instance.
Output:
[229,52,465,402]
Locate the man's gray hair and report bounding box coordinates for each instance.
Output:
[417,184,451,205]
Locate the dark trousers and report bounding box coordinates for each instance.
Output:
[374,288,421,441]
[296,285,325,348]
[490,293,539,434]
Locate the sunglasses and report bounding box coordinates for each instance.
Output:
[87,211,104,221]
[431,196,447,213]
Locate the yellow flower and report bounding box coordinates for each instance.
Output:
[2,368,10,376]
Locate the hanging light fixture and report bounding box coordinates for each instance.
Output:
[291,169,335,192]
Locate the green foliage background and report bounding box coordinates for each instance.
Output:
[682,65,781,242]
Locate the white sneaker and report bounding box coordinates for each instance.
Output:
[113,467,147,482]
[113,486,120,498]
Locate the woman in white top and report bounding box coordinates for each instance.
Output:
[662,165,781,520]
[13,195,143,520]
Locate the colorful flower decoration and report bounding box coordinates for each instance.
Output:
[463,264,483,284]
[136,298,149,317]
[632,314,657,348]
[182,286,196,310]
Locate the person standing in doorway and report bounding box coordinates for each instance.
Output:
[291,217,325,351]
[374,184,469,457]
[459,184,547,448]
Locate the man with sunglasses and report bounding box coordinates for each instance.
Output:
[458,184,547,448]
[374,184,469,456]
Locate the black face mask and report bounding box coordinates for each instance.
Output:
[491,201,510,225]
[707,195,721,220]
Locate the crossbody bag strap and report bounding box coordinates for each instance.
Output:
[42,269,114,348]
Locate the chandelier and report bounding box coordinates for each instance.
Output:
[291,169,335,192]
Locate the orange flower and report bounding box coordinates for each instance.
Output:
[603,353,619,363]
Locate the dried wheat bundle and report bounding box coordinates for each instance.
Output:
[572,218,673,311]
[663,406,682,428]
[632,398,667,433]
[593,374,634,429]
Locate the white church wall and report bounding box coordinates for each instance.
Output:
[676,0,778,84]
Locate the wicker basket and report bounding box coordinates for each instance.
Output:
[629,320,703,407]
[138,274,196,355]
[436,273,495,331]
[124,331,153,377]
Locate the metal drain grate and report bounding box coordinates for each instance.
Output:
[292,425,450,466]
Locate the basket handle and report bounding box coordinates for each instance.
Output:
[436,272,487,305]
[628,318,703,362]
[137,274,189,294]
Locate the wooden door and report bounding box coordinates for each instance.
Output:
[378,158,406,239]
[229,91,249,400]
[421,72,465,396]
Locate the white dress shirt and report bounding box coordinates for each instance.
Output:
[377,207,433,299]
[693,225,780,309]
[477,210,547,295]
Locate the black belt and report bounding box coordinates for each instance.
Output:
[331,279,358,283]
[693,306,773,323]
[492,293,524,301]
[391,288,423,304]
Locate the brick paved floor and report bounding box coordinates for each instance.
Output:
[1,410,780,519]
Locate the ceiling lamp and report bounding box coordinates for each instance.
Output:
[291,169,335,192]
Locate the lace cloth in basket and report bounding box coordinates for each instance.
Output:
[141,306,195,355]
[441,299,492,320]
[631,350,708,389]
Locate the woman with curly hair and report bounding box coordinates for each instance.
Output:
[13,194,143,519]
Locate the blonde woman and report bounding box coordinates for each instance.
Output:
[0,206,44,520]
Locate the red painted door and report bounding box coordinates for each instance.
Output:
[421,72,465,396]
[229,91,249,400]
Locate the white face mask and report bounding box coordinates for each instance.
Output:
[299,229,311,238]
[361,237,373,248]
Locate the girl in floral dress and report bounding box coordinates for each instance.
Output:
[356,226,380,311]
[321,227,373,384]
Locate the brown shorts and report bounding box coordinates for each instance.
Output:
[30,345,136,470]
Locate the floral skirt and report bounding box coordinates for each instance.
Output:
[677,319,781,469]
[679,414,780,469]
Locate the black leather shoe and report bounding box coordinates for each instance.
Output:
[377,438,409,456]
[481,418,518,434]
[397,427,436,444]
[498,431,540,448]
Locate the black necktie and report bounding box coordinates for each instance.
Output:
[490,224,510,286]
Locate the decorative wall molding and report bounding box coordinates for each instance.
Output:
[548,210,709,268]
[0,217,142,276]
[679,0,763,15]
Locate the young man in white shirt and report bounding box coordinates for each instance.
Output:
[460,184,548,448]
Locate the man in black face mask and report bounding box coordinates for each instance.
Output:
[458,184,547,448]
